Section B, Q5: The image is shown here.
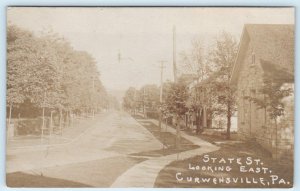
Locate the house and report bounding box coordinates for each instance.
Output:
[230,24,294,161]
[186,71,238,133]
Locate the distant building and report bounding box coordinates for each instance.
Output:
[230,24,294,161]
[186,71,237,132]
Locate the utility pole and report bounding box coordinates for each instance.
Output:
[173,25,180,152]
[173,25,177,83]
[158,60,166,129]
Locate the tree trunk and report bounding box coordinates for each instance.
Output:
[275,118,278,160]
[50,111,53,138]
[41,107,45,143]
[165,117,168,131]
[7,104,13,142]
[202,106,207,129]
[196,109,200,134]
[59,109,63,135]
[66,110,69,127]
[159,112,162,129]
[207,117,212,129]
[8,104,12,128]
[226,102,231,140]
[185,114,188,128]
[70,110,74,128]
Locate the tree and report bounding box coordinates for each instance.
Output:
[245,74,293,123]
[123,87,137,114]
[6,25,32,125]
[208,32,238,139]
[179,38,214,78]
[165,80,188,120]
[244,60,293,158]
[164,79,188,148]
[7,25,110,134]
[189,72,223,131]
[179,37,218,133]
[7,26,63,112]
[141,84,160,109]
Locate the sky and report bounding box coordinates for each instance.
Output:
[7,7,294,93]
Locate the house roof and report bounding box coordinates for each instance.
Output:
[187,69,223,90]
[230,24,294,85]
[178,73,198,84]
[260,59,294,83]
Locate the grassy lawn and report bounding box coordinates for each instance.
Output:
[7,156,146,188]
[131,116,199,157]
[154,136,293,188]
[6,172,92,188]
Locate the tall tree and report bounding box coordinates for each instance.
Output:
[7,25,110,128]
[164,80,188,148]
[208,32,238,139]
[6,25,32,124]
[179,38,213,79]
[123,87,137,114]
[141,84,160,110]
[165,80,188,118]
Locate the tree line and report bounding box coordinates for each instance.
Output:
[123,31,293,141]
[123,32,238,139]
[7,25,113,127]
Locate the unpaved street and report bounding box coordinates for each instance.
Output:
[6,111,162,187]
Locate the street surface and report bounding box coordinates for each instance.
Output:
[6,111,163,187]
[6,110,218,187]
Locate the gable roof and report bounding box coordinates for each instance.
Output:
[260,59,294,83]
[230,24,294,85]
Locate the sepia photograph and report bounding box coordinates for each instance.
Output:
[6,7,294,188]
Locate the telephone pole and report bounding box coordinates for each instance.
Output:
[173,25,177,83]
[173,25,180,152]
[158,60,166,129]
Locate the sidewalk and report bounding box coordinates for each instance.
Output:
[111,118,219,187]
[7,114,103,150]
